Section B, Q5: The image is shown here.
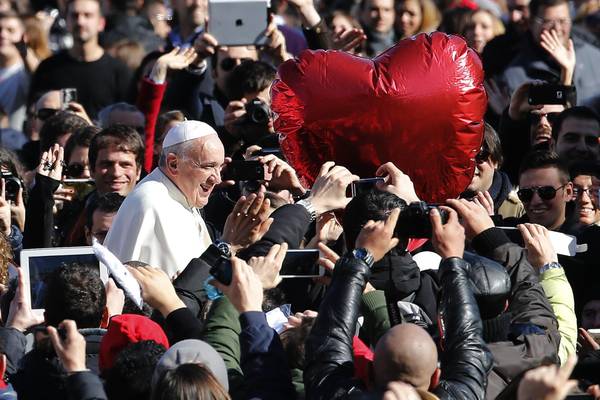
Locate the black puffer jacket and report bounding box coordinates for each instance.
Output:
[304,255,493,400]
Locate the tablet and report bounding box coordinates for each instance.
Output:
[20,247,109,311]
[208,0,269,46]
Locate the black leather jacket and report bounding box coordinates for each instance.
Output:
[304,255,493,400]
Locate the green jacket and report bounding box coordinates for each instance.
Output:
[539,266,577,364]
[202,297,305,399]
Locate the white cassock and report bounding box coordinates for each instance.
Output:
[104,168,213,278]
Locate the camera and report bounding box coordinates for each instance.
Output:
[244,98,271,125]
[395,202,449,238]
[1,172,22,202]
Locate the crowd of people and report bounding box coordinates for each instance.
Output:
[0,0,599,398]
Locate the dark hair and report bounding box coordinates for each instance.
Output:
[551,106,600,141]
[225,60,277,101]
[152,363,231,400]
[518,150,570,183]
[569,161,600,180]
[89,124,144,171]
[156,110,185,142]
[483,122,503,167]
[529,0,568,17]
[66,0,103,15]
[43,263,106,328]
[85,192,125,229]
[279,316,316,369]
[105,340,167,400]
[64,125,100,164]
[343,189,407,250]
[438,6,472,34]
[39,111,90,151]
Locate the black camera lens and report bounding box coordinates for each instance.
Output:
[245,99,271,125]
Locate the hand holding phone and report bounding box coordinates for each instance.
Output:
[280,249,321,278]
[210,257,264,313]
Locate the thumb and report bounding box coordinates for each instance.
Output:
[430,208,442,233]
[47,326,63,353]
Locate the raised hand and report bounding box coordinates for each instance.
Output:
[375,162,419,203]
[221,192,274,252]
[332,28,367,53]
[150,47,198,83]
[355,208,400,262]
[540,30,575,85]
[7,268,44,332]
[306,161,359,214]
[37,143,65,181]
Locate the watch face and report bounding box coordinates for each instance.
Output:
[354,248,366,258]
[216,242,231,257]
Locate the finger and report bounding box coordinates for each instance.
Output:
[15,186,23,206]
[445,198,469,216]
[384,208,401,232]
[483,190,494,206]
[125,266,144,283]
[230,195,248,215]
[274,242,288,265]
[517,224,534,245]
[61,319,78,338]
[266,243,281,260]
[558,355,578,381]
[318,242,340,262]
[440,206,458,225]
[0,179,5,201]
[318,161,335,177]
[247,192,264,216]
[46,326,64,353]
[318,257,336,271]
[256,217,274,238]
[15,267,25,301]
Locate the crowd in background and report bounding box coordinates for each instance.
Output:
[0,0,598,399]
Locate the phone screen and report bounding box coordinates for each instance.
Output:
[222,160,265,181]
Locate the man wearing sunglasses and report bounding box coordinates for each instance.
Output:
[515,150,573,231]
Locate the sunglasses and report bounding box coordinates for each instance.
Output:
[475,148,491,164]
[36,108,59,121]
[517,184,566,202]
[219,57,254,72]
[529,112,561,126]
[64,163,86,178]
[573,186,600,199]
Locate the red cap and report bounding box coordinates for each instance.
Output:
[99,314,169,372]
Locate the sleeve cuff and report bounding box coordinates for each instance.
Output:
[361,290,386,311]
[471,227,512,256]
[239,311,268,329]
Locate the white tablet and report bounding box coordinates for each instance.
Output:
[208,0,269,46]
[20,246,109,312]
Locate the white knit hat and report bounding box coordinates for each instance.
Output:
[162,120,217,148]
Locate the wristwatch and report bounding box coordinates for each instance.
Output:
[214,240,232,258]
[539,261,562,274]
[296,198,317,222]
[352,248,375,268]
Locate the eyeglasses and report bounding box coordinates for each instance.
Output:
[36,108,59,121]
[573,186,600,199]
[534,17,571,29]
[475,148,491,164]
[517,184,567,202]
[219,57,254,72]
[529,111,561,126]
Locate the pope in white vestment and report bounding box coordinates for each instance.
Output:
[104,120,224,278]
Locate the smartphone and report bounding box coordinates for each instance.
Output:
[280,249,321,278]
[209,258,233,285]
[222,160,265,181]
[350,177,384,197]
[528,84,574,105]
[33,325,67,340]
[62,178,95,200]
[588,329,600,344]
[208,0,269,46]
[60,88,78,110]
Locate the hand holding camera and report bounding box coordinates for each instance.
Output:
[430,207,465,259]
[375,162,420,203]
[224,98,247,138]
[517,223,558,270]
[47,320,88,373]
[306,162,359,215]
[211,257,264,313]
[446,198,494,240]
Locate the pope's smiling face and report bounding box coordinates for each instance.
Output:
[169,136,225,208]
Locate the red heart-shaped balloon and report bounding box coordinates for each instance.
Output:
[272,32,487,203]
